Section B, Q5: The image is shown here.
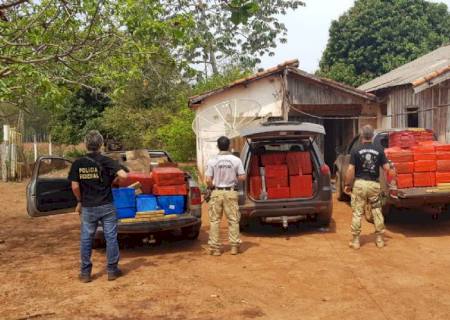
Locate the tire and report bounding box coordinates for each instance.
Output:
[336,171,349,202]
[239,217,250,231]
[314,202,333,228]
[181,225,200,240]
[382,204,392,223]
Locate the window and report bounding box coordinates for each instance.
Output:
[407,107,419,128]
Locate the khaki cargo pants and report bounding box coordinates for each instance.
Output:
[208,190,241,250]
[351,179,385,236]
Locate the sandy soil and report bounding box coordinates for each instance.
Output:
[1,181,450,320]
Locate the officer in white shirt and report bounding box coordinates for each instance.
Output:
[205,136,246,256]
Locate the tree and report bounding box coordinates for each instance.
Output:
[0,0,193,113]
[318,0,450,87]
[163,0,304,75]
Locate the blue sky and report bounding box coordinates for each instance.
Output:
[260,0,450,73]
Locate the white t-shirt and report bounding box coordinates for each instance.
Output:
[205,153,245,188]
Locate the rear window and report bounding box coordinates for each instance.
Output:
[253,140,312,152]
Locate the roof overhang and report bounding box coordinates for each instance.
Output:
[413,66,450,93]
[188,60,377,108]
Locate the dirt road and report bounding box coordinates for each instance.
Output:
[2,181,450,320]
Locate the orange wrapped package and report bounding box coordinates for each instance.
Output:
[396,174,413,189]
[153,184,187,195]
[413,172,436,187]
[436,172,450,184]
[394,162,414,174]
[152,167,185,186]
[414,160,436,172]
[385,148,414,162]
[437,160,450,172]
[289,175,313,198]
[436,152,450,160]
[413,153,436,161]
[261,152,287,165]
[249,176,262,198]
[286,151,312,175]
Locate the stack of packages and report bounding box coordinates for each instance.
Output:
[435,144,450,184]
[248,151,313,199]
[385,148,414,188]
[152,167,187,214]
[411,143,436,187]
[385,130,450,189]
[286,151,313,198]
[249,155,262,199]
[261,153,289,199]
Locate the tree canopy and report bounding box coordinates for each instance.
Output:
[1,0,303,161]
[318,0,450,87]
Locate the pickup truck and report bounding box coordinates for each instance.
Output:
[26,150,202,247]
[334,128,450,216]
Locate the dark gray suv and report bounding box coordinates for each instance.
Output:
[237,122,333,228]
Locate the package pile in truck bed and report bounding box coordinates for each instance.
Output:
[152,167,187,195]
[248,151,313,199]
[385,139,450,188]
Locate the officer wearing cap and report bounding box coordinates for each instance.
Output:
[205,136,246,256]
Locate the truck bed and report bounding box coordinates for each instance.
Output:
[390,186,450,208]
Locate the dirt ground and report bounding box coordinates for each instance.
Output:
[2,182,450,320]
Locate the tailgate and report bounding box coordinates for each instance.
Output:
[116,214,200,234]
[396,187,450,199]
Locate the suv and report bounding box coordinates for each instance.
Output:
[334,128,450,215]
[26,150,202,246]
[237,121,333,228]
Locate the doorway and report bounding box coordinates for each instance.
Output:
[323,119,354,171]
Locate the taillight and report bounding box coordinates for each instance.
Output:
[320,164,331,176]
[190,187,202,205]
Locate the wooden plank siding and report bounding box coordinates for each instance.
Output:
[288,75,367,105]
[383,79,450,142]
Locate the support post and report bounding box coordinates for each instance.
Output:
[2,125,10,182]
[33,134,38,162]
[48,134,52,156]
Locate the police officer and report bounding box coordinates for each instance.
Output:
[344,125,391,249]
[68,130,128,282]
[205,136,246,256]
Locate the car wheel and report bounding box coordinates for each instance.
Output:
[314,203,333,228]
[239,217,250,231]
[181,225,200,240]
[335,172,349,201]
[382,204,392,223]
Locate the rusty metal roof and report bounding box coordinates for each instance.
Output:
[359,44,450,93]
[189,59,376,107]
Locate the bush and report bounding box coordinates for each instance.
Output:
[156,108,196,162]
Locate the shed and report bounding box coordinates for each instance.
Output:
[189,60,379,175]
[359,44,450,141]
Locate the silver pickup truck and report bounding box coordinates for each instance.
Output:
[26,150,202,247]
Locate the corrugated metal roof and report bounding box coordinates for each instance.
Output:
[359,44,450,92]
[189,59,376,107]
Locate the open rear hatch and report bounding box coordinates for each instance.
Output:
[241,122,326,202]
[240,121,325,141]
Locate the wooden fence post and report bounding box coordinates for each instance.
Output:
[2,124,10,182]
[33,134,38,161]
[48,134,52,156]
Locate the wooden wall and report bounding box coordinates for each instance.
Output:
[384,80,450,141]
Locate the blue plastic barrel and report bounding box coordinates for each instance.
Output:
[136,194,159,212]
[157,195,185,214]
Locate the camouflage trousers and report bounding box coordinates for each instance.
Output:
[208,190,241,250]
[351,179,385,236]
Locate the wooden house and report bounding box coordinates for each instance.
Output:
[189,60,379,175]
[359,45,450,142]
